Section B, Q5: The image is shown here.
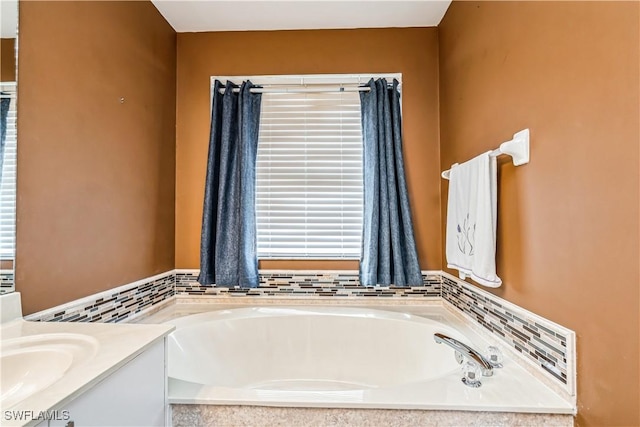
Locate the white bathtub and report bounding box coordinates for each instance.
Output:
[165,305,574,413]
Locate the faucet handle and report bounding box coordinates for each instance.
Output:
[486,346,504,368]
[461,360,483,388]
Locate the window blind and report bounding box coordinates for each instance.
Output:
[256,90,363,258]
[0,88,16,260]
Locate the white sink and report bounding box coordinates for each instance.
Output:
[0,333,99,408]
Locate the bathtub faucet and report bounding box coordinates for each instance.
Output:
[433,333,494,377]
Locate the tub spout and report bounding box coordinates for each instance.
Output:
[433,333,493,377]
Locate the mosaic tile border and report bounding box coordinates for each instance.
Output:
[441,272,576,396]
[25,271,175,323]
[175,270,441,298]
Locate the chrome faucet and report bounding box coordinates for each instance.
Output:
[433,333,494,377]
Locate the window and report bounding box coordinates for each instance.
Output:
[0,85,16,260]
[213,74,401,259]
[257,88,362,258]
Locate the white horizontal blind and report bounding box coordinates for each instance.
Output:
[0,86,16,260]
[256,89,363,258]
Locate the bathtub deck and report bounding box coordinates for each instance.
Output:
[135,299,575,422]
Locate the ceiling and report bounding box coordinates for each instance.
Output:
[150,1,452,33]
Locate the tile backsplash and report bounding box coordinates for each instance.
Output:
[176,270,441,298]
[25,272,175,323]
[26,270,440,324]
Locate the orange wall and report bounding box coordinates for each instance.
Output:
[16,1,177,314]
[439,2,639,426]
[176,28,441,271]
[1,38,16,82]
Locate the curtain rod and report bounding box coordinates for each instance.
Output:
[216,84,400,94]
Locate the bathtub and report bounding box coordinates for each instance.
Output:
[165,305,574,414]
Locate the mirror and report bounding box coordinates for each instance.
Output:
[0,0,18,294]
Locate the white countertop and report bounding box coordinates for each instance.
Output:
[0,318,174,427]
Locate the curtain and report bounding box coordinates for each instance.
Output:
[359,78,422,287]
[0,95,9,181]
[198,80,262,287]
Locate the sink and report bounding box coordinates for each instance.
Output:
[0,333,99,408]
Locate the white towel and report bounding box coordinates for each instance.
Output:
[445,151,501,287]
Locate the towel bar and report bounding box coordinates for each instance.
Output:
[441,129,530,180]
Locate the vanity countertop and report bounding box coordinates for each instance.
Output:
[0,318,174,427]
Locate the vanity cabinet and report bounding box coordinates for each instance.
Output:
[43,338,167,427]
